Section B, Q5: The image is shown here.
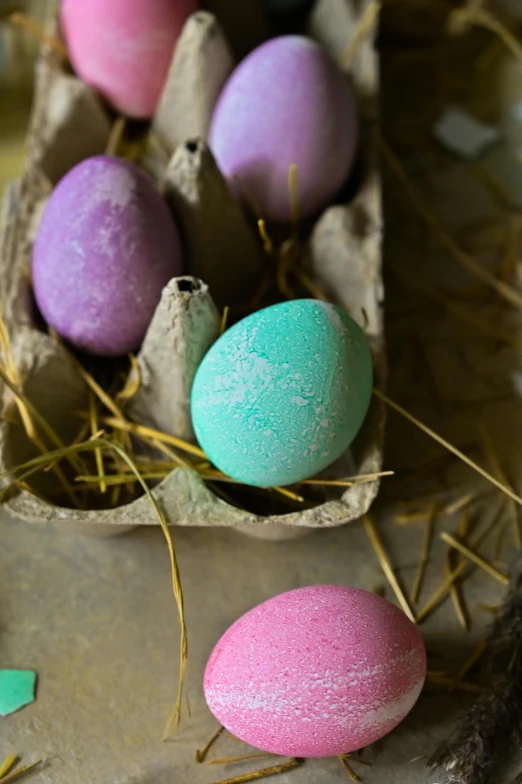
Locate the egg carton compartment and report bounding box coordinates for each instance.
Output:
[0,0,384,538]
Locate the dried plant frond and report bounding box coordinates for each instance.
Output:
[428,559,522,784]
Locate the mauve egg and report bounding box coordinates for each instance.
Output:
[209,35,358,222]
[191,300,372,487]
[32,155,183,357]
[204,586,426,758]
[61,0,198,118]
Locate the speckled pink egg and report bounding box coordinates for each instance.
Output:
[61,0,198,118]
[204,585,426,757]
[209,35,358,222]
[32,155,183,357]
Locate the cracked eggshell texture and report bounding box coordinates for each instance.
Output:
[209,35,358,222]
[190,299,372,487]
[204,585,427,758]
[32,155,183,357]
[61,0,198,118]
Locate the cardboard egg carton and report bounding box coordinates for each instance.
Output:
[0,0,384,538]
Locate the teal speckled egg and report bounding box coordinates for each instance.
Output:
[190,300,373,487]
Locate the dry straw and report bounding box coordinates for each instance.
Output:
[440,533,509,587]
[363,515,416,623]
[210,758,303,784]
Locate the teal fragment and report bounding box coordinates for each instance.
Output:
[0,670,37,716]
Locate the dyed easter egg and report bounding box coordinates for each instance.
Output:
[61,0,198,118]
[32,155,183,357]
[209,35,358,222]
[190,300,372,487]
[204,585,427,758]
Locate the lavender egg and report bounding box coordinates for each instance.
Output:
[32,156,183,357]
[209,35,358,222]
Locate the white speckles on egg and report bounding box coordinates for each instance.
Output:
[191,300,373,487]
[32,155,183,356]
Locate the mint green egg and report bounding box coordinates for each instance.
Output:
[190,300,373,487]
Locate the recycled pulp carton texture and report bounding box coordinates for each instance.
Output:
[0,0,384,538]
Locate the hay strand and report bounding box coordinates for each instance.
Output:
[8,12,67,59]
[410,505,436,604]
[208,754,274,766]
[0,757,18,779]
[425,673,482,694]
[116,354,141,404]
[447,509,471,630]
[89,391,106,494]
[373,389,522,509]
[449,7,522,62]
[105,116,127,157]
[196,726,225,763]
[440,532,509,586]
[480,425,522,550]
[288,163,300,230]
[450,640,488,693]
[339,756,362,783]
[211,758,303,784]
[339,0,381,71]
[363,515,416,623]
[417,502,506,623]
[0,761,42,783]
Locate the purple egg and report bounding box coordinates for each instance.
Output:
[209,35,358,223]
[32,156,183,356]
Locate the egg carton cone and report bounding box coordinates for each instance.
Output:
[0,0,384,539]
